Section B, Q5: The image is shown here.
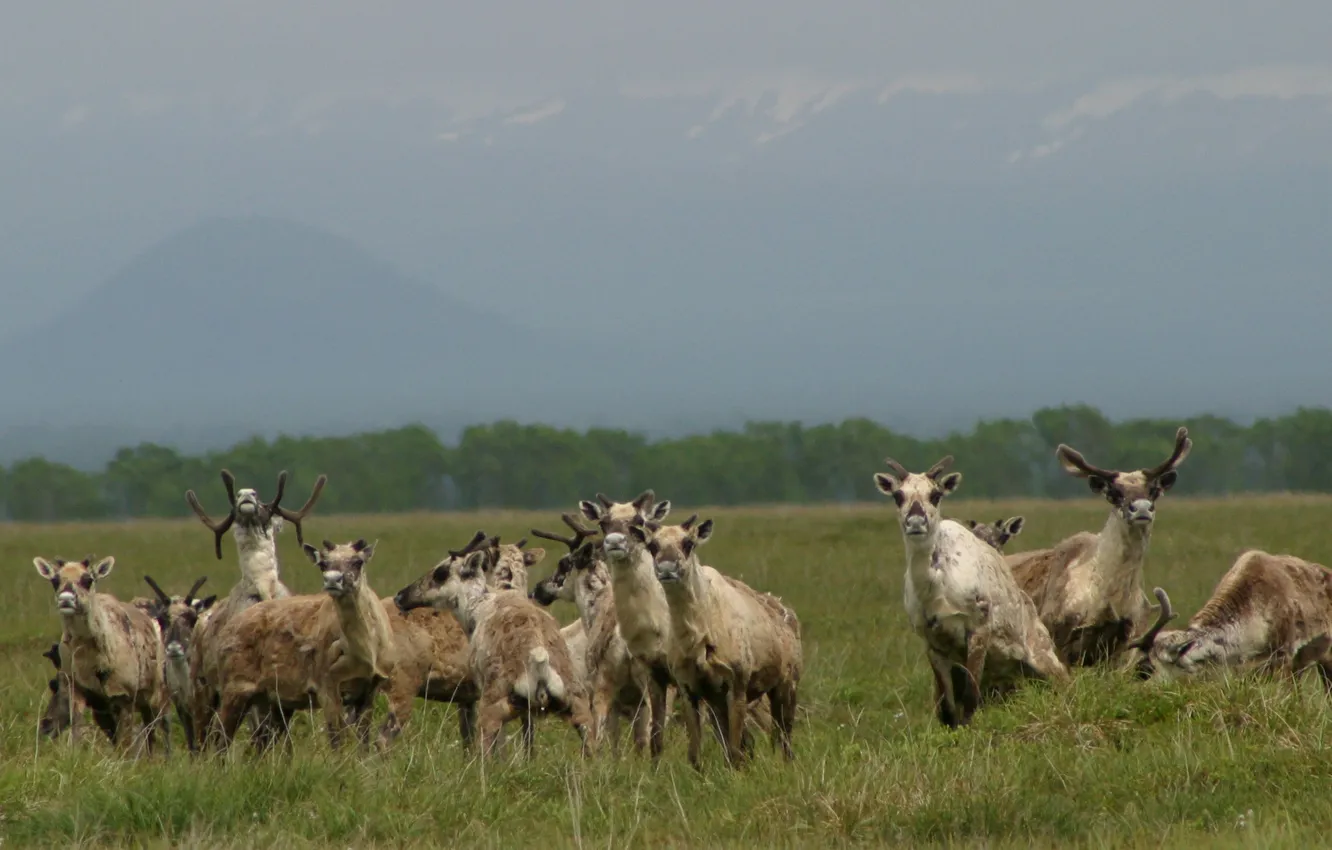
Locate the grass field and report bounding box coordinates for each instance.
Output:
[4,496,1332,847]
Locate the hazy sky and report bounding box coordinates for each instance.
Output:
[5,3,1330,109]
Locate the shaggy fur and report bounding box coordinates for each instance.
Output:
[375,602,478,747]
[875,457,1068,728]
[1007,428,1191,667]
[395,549,591,759]
[1128,551,1332,683]
[642,518,802,769]
[34,557,170,754]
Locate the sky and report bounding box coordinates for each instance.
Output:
[0,3,1330,460]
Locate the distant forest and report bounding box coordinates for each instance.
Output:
[4,404,1332,522]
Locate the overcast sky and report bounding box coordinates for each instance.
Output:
[5,3,1330,103]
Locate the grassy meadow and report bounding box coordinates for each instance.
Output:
[3,496,1332,847]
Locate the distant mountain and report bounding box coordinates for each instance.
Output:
[0,217,673,462]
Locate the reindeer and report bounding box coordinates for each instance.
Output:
[484,534,545,594]
[530,515,656,756]
[1126,551,1332,684]
[210,537,395,752]
[966,517,1025,553]
[141,575,215,751]
[395,544,591,759]
[185,468,325,750]
[636,515,802,769]
[1008,427,1192,667]
[577,490,676,760]
[36,642,115,740]
[874,457,1068,728]
[33,556,171,754]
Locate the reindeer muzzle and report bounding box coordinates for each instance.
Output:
[655,560,683,584]
[322,571,346,595]
[1126,499,1156,524]
[56,592,78,612]
[602,533,630,559]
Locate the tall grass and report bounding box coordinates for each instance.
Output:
[2,497,1331,847]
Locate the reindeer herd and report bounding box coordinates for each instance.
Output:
[27,425,1332,770]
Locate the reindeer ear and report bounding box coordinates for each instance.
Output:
[873,473,898,496]
[649,500,671,522]
[938,472,962,495]
[522,547,546,567]
[695,519,715,543]
[1156,470,1179,492]
[302,544,321,564]
[578,501,603,522]
[1003,516,1025,538]
[196,595,218,612]
[34,558,57,580]
[1087,476,1110,494]
[357,541,376,561]
[91,557,115,579]
[628,525,648,543]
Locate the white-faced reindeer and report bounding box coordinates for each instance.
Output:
[875,457,1068,728]
[185,468,325,749]
[577,490,675,760]
[966,517,1025,553]
[33,556,171,754]
[635,515,803,769]
[1126,551,1332,685]
[394,541,591,759]
[141,575,215,752]
[1008,427,1191,667]
[530,514,657,756]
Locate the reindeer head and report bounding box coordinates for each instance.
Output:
[34,557,116,616]
[966,516,1026,552]
[483,535,545,594]
[1056,427,1191,529]
[636,513,712,586]
[530,514,602,607]
[304,539,377,599]
[143,575,214,662]
[1121,587,1191,679]
[578,490,670,564]
[394,531,489,612]
[185,469,328,560]
[873,457,963,542]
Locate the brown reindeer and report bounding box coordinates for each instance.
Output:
[966,517,1025,553]
[34,556,170,754]
[185,469,325,750]
[142,575,215,751]
[1126,551,1332,684]
[1008,427,1191,667]
[395,544,591,760]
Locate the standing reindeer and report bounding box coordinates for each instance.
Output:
[185,468,326,750]
[1007,427,1191,666]
[875,456,1067,727]
[142,575,214,751]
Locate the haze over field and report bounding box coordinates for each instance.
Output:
[1,3,1330,464]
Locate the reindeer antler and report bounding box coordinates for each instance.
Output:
[1143,427,1193,480]
[142,575,173,607]
[595,493,614,508]
[631,489,656,511]
[881,457,910,480]
[185,469,239,560]
[448,530,489,559]
[1127,587,1177,652]
[531,514,600,551]
[269,472,327,548]
[1055,444,1119,481]
[925,456,954,480]
[680,513,699,530]
[184,576,208,606]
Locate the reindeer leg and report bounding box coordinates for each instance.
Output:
[928,652,960,729]
[960,628,989,725]
[457,700,477,749]
[648,667,671,761]
[569,694,593,758]
[724,674,748,769]
[683,692,704,771]
[478,692,518,760]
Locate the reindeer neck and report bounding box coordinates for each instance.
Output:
[452,585,494,636]
[63,593,114,644]
[902,527,942,588]
[334,582,393,669]
[233,525,287,599]
[1092,510,1152,587]
[662,559,717,656]
[574,565,612,629]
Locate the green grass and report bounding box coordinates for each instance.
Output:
[4,497,1332,847]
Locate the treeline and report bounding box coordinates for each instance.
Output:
[3,404,1332,522]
